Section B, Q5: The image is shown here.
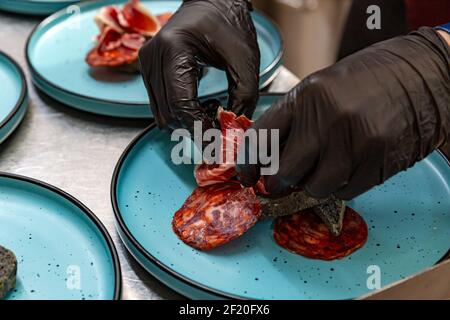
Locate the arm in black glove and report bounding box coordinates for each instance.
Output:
[139,0,260,132]
[237,27,450,200]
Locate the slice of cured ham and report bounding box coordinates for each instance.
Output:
[195,108,253,186]
[172,181,261,251]
[94,6,124,33]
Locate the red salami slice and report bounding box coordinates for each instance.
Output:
[173,181,261,250]
[195,108,253,186]
[273,207,368,260]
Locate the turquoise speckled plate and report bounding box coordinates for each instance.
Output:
[0,0,80,15]
[0,173,121,300]
[26,0,283,118]
[0,51,28,145]
[111,94,450,300]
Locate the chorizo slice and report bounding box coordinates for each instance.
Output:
[273,207,368,260]
[173,181,261,250]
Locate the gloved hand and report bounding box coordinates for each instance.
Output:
[237,27,450,200]
[139,0,260,132]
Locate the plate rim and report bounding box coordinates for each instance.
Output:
[0,0,81,16]
[111,92,450,299]
[0,171,122,300]
[24,0,284,107]
[0,51,28,133]
[0,0,78,4]
[5,0,78,3]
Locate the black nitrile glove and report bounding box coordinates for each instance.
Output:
[139,0,260,132]
[237,27,450,200]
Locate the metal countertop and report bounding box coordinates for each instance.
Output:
[0,11,300,299]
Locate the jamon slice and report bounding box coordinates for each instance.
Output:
[118,0,161,37]
[94,6,124,33]
[88,0,173,70]
[86,27,145,68]
[173,181,261,250]
[195,108,253,186]
[273,207,368,260]
[94,3,171,34]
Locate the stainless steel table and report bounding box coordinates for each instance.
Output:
[0,11,300,300]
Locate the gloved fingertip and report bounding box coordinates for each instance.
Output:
[228,90,258,118]
[236,163,260,187]
[201,99,221,117]
[303,184,331,200]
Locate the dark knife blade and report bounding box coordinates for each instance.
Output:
[259,191,345,236]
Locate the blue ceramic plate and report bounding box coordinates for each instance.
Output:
[111,94,450,300]
[0,173,121,300]
[0,51,28,145]
[26,0,283,118]
[0,0,79,15]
